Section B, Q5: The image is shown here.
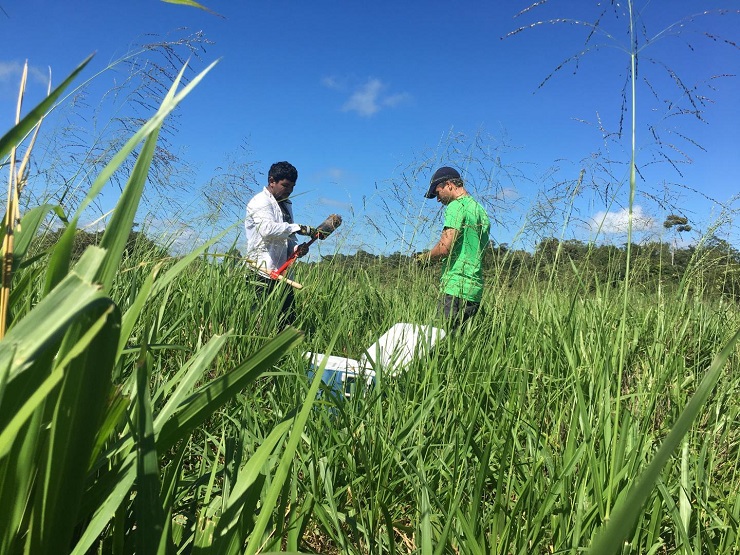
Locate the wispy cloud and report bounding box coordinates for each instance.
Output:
[322,75,411,117]
[588,205,655,234]
[318,197,353,211]
[496,188,519,201]
[0,60,50,87]
[380,91,410,109]
[313,167,351,183]
[321,76,342,90]
[305,167,356,214]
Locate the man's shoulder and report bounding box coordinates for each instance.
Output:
[445,195,489,228]
[247,188,272,208]
[445,196,469,217]
[459,194,482,207]
[460,195,488,217]
[449,195,476,208]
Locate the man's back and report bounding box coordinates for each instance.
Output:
[441,195,490,303]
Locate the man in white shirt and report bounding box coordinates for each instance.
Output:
[245,161,315,326]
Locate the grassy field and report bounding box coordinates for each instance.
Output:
[2,52,740,555]
[3,230,740,553]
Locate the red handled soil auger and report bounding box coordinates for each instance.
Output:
[271,213,342,280]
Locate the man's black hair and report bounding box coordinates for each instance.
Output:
[268,161,298,183]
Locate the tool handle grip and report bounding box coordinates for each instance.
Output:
[271,237,316,278]
[245,259,304,289]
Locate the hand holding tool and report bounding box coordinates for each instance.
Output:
[294,242,310,258]
[297,225,317,237]
[271,214,342,279]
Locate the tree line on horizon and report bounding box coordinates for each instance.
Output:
[323,235,740,299]
[32,227,740,301]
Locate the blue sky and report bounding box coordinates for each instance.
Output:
[2,0,739,255]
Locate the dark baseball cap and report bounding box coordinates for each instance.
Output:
[424,166,461,198]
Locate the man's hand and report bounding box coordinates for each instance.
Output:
[294,243,310,258]
[297,224,317,237]
[413,251,431,267]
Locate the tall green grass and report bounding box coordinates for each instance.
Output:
[5,187,739,553]
[0,59,314,555]
[2,34,740,555]
[288,261,740,554]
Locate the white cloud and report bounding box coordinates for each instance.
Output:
[342,78,384,116]
[143,216,205,254]
[28,66,49,87]
[588,205,655,234]
[323,76,410,117]
[307,167,354,188]
[316,167,349,182]
[0,60,50,87]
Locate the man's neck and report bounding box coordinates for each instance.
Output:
[451,187,468,201]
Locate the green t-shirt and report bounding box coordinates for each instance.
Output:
[441,195,491,303]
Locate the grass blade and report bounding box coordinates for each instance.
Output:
[134,346,169,555]
[156,327,303,452]
[588,327,740,555]
[95,129,161,291]
[242,359,325,555]
[26,301,120,554]
[43,217,78,295]
[11,204,64,274]
[0,56,92,161]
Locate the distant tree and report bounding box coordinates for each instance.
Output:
[34,228,167,263]
[663,214,692,266]
[561,239,587,262]
[356,250,378,264]
[535,238,560,265]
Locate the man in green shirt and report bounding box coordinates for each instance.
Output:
[415,166,491,326]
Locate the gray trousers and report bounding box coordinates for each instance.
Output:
[438,294,480,329]
[252,274,296,326]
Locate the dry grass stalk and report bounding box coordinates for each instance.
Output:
[0,61,47,338]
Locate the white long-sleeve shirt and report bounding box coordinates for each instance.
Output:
[245,187,301,273]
